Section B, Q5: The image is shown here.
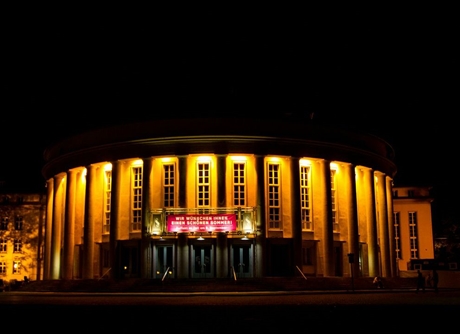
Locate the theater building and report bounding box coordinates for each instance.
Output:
[41,116,397,280]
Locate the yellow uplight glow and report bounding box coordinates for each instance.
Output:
[299,159,312,167]
[230,155,248,162]
[80,169,87,182]
[132,159,143,166]
[196,156,212,162]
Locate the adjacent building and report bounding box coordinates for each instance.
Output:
[0,189,45,284]
[41,116,399,280]
[392,186,435,272]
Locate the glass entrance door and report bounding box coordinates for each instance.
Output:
[192,244,213,278]
[155,245,174,279]
[231,244,253,278]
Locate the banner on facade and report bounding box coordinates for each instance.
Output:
[167,214,237,232]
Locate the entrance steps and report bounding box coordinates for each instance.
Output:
[19,276,418,292]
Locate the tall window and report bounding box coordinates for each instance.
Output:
[330,169,338,232]
[132,166,143,232]
[0,238,6,252]
[163,164,176,207]
[14,216,23,230]
[268,163,281,230]
[13,239,22,253]
[197,162,210,208]
[300,165,312,230]
[103,170,112,234]
[0,261,6,274]
[233,162,246,207]
[0,217,8,230]
[409,211,419,259]
[12,261,21,274]
[393,212,401,259]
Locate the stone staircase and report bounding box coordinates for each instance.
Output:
[18,276,419,293]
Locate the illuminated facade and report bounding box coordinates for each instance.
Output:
[0,191,45,283]
[392,186,435,272]
[42,117,398,280]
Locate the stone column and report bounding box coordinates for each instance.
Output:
[375,171,390,277]
[63,169,77,279]
[178,156,187,208]
[364,168,379,277]
[44,178,54,280]
[50,173,65,280]
[255,155,266,277]
[322,161,334,276]
[176,233,188,278]
[217,155,226,207]
[109,161,121,279]
[83,164,97,279]
[216,154,227,278]
[216,232,228,278]
[386,176,396,277]
[141,158,153,278]
[176,156,188,278]
[291,157,302,272]
[344,163,360,278]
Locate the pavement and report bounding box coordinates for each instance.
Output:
[3,278,459,332]
[13,276,426,293]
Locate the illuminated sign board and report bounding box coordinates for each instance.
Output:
[167,214,237,232]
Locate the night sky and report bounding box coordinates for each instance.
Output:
[3,6,458,223]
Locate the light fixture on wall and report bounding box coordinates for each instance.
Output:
[197,233,204,241]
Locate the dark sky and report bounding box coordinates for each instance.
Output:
[3,6,458,221]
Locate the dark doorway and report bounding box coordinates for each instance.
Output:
[269,243,291,276]
[192,244,213,278]
[231,244,253,278]
[335,245,343,276]
[121,245,139,278]
[156,245,174,278]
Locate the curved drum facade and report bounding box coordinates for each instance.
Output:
[42,117,397,280]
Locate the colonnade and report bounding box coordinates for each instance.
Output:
[42,155,395,280]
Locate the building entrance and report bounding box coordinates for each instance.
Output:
[155,245,174,279]
[120,244,139,278]
[192,244,213,278]
[231,244,253,278]
[268,242,292,276]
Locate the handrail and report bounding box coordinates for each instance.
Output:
[162,267,170,281]
[231,266,237,281]
[98,268,111,280]
[295,266,307,280]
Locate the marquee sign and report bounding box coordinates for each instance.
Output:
[167,214,237,233]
